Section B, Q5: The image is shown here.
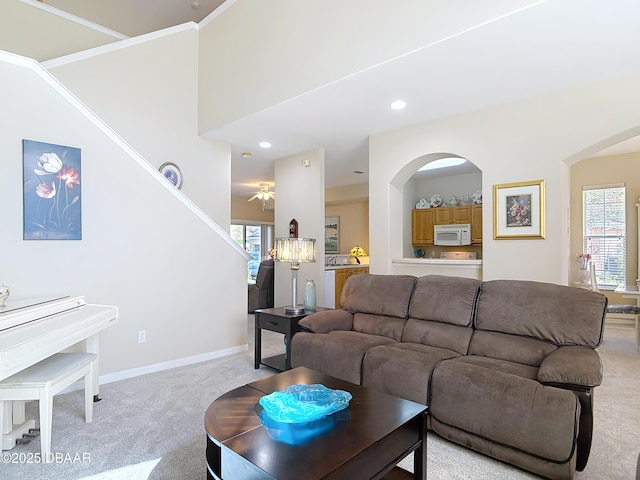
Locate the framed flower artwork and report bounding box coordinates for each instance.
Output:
[493,179,545,239]
[22,139,82,240]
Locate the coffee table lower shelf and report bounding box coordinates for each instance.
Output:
[206,447,416,480]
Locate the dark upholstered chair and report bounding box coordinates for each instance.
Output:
[248,259,274,313]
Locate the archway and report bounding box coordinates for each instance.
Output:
[387,152,483,277]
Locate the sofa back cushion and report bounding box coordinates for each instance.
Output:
[403,275,480,354]
[408,275,480,326]
[402,320,473,354]
[342,275,417,341]
[341,274,416,318]
[475,279,606,348]
[353,313,406,341]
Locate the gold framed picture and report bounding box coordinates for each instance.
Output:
[493,179,545,240]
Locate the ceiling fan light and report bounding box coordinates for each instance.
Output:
[248,183,275,202]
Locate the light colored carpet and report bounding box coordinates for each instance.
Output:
[1,318,639,479]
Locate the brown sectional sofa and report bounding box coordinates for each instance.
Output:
[291,274,607,479]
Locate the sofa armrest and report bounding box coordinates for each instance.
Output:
[299,309,353,333]
[538,346,603,388]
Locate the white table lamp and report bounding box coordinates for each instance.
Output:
[274,237,316,314]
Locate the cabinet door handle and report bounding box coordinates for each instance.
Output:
[266,321,278,326]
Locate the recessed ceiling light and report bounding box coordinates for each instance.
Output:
[390,100,407,110]
[418,157,466,171]
[259,141,271,149]
[242,152,252,158]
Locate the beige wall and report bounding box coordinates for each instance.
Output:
[231,194,274,224]
[325,200,369,255]
[325,183,369,255]
[0,0,123,62]
[570,152,640,304]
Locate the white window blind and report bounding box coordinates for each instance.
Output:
[583,186,626,288]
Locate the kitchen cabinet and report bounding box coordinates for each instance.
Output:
[412,209,436,245]
[471,205,483,244]
[413,205,482,246]
[435,205,472,224]
[335,267,369,308]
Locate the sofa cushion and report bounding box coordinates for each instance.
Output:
[408,275,480,327]
[353,313,406,341]
[399,275,479,354]
[468,330,557,367]
[362,343,461,404]
[341,274,416,319]
[402,319,473,355]
[475,280,606,347]
[443,355,539,381]
[429,360,579,463]
[290,331,396,385]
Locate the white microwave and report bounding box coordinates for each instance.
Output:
[434,224,472,246]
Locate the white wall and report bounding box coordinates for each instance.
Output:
[43,25,230,227]
[371,73,640,284]
[274,149,325,308]
[0,52,248,378]
[197,0,540,132]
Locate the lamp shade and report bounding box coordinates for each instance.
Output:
[274,238,316,263]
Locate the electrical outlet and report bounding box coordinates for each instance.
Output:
[138,330,146,343]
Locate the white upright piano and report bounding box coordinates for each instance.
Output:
[0,295,118,449]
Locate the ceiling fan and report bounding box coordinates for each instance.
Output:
[248,183,275,210]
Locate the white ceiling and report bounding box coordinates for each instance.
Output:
[41,0,640,198]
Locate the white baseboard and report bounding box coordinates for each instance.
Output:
[61,344,249,393]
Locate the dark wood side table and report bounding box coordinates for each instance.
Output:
[254,306,331,371]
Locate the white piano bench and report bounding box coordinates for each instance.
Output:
[0,352,97,458]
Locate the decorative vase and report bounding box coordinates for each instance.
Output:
[304,280,316,311]
[578,268,590,285]
[0,284,9,307]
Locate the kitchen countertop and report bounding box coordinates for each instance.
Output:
[324,264,370,270]
[392,257,482,266]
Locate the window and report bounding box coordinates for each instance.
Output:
[231,223,274,283]
[583,185,626,288]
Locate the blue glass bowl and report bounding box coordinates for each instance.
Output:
[258,384,352,424]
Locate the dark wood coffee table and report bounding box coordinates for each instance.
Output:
[205,367,427,480]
